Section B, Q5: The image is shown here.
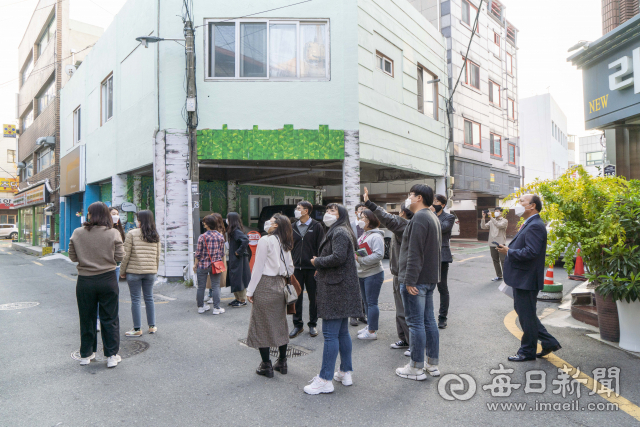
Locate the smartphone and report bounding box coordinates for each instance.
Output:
[492,241,502,247]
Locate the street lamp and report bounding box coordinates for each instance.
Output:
[567,40,591,53]
[136,36,185,48]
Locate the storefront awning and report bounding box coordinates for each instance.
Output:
[12,183,49,209]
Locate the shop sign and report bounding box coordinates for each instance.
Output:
[3,124,16,138]
[604,164,616,176]
[0,178,18,193]
[13,185,47,209]
[0,197,12,209]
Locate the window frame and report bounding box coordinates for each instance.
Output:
[73,106,81,145]
[376,51,394,77]
[24,157,34,179]
[508,143,516,165]
[417,65,439,120]
[493,31,500,46]
[37,147,54,172]
[463,118,482,149]
[101,73,114,125]
[249,195,272,225]
[461,0,479,33]
[506,52,513,75]
[21,54,34,86]
[489,80,501,107]
[7,149,16,163]
[490,133,502,158]
[21,108,34,132]
[586,151,605,166]
[507,98,515,120]
[38,17,56,57]
[463,57,480,90]
[37,78,56,115]
[204,18,330,82]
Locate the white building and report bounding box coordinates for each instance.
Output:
[1,123,18,224]
[579,133,607,176]
[568,134,577,167]
[519,93,569,185]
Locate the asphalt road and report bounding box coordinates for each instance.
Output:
[1,239,639,426]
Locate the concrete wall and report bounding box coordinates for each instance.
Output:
[357,0,448,176]
[520,93,569,184]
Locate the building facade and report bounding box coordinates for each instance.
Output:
[1,123,18,225]
[14,0,102,249]
[59,0,449,278]
[568,134,577,167]
[603,0,639,35]
[578,134,607,176]
[408,0,521,239]
[519,93,569,185]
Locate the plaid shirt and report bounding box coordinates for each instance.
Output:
[195,230,225,270]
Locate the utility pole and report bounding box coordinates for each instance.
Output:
[185,20,200,250]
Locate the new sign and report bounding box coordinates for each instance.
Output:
[582,41,640,130]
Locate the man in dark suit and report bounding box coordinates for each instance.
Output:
[496,194,561,362]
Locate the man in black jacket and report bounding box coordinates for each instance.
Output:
[290,201,325,338]
[431,194,455,329]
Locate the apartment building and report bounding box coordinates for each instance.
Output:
[520,93,569,185]
[603,0,639,35]
[15,0,102,249]
[1,123,18,225]
[410,0,520,239]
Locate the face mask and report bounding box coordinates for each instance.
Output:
[323,213,337,227]
[294,210,302,219]
[264,220,273,233]
[433,205,443,213]
[225,219,228,225]
[514,204,526,217]
[357,220,366,229]
[495,211,501,217]
[405,197,413,209]
[135,221,140,228]
[112,215,120,224]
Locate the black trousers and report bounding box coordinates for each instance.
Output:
[76,271,120,358]
[437,262,450,321]
[513,288,560,357]
[293,269,317,328]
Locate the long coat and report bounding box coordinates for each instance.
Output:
[313,225,363,320]
[437,211,455,263]
[227,229,251,293]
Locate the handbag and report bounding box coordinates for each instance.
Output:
[211,260,226,274]
[279,240,300,305]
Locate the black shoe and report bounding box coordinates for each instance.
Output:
[228,299,239,306]
[233,301,247,308]
[273,358,288,375]
[256,361,274,378]
[309,327,318,337]
[536,344,562,358]
[390,340,409,349]
[350,318,359,327]
[289,326,304,339]
[438,318,447,329]
[229,300,241,307]
[491,277,503,282]
[508,354,536,362]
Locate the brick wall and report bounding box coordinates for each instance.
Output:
[455,210,478,239]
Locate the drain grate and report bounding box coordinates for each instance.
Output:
[379,302,395,311]
[238,338,310,358]
[71,340,150,362]
[0,302,39,310]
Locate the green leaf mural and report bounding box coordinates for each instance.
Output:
[197,125,345,161]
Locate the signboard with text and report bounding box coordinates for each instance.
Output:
[0,178,18,193]
[3,124,16,138]
[0,197,13,209]
[12,184,48,209]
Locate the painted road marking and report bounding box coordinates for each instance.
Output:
[504,310,640,421]
[32,261,43,266]
[56,273,76,282]
[455,255,484,263]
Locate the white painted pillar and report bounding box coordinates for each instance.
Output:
[132,176,142,211]
[343,130,360,224]
[227,180,238,213]
[315,188,322,205]
[154,130,167,278]
[112,173,128,223]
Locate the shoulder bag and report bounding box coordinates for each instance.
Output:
[279,239,300,305]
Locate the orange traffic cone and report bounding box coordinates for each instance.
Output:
[570,249,587,281]
[544,265,555,285]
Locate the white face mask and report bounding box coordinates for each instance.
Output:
[225,219,228,225]
[514,204,526,217]
[294,210,302,219]
[405,197,413,209]
[263,220,273,233]
[135,221,140,228]
[112,215,120,224]
[357,220,366,229]
[495,211,501,217]
[323,213,338,227]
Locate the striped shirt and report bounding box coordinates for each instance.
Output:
[195,230,225,269]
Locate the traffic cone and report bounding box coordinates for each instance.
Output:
[544,265,554,285]
[570,249,587,281]
[540,265,563,302]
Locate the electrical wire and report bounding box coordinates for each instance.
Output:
[194,0,313,29]
[448,0,483,107]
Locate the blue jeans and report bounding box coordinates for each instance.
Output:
[319,318,353,381]
[126,274,156,329]
[197,267,221,309]
[400,283,440,367]
[358,271,384,331]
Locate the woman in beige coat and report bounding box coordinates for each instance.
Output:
[119,210,161,336]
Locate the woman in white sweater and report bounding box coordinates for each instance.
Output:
[119,210,161,337]
[246,213,294,378]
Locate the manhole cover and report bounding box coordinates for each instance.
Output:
[71,340,150,362]
[379,302,395,311]
[238,338,310,357]
[0,302,40,310]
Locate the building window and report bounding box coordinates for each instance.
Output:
[586,151,605,166]
[284,196,304,205]
[22,108,33,132]
[207,19,329,80]
[507,23,517,45]
[490,133,501,157]
[417,66,438,120]
[508,98,514,120]
[24,157,33,179]
[508,143,516,165]
[38,17,56,57]
[489,80,500,106]
[493,31,500,45]
[37,148,54,172]
[490,0,503,20]
[37,79,55,115]
[249,195,271,225]
[21,55,33,86]
[0,215,16,225]
[464,58,480,89]
[74,107,81,144]
[464,119,481,148]
[377,51,394,77]
[101,74,113,124]
[461,0,479,32]
[7,150,16,163]
[506,52,513,74]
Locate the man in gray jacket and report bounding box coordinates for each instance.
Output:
[363,187,413,351]
[396,184,442,381]
[481,207,508,281]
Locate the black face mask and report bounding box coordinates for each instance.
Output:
[434,205,443,213]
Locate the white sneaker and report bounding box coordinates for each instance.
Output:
[424,362,440,377]
[198,304,211,314]
[79,353,95,366]
[206,297,213,304]
[107,354,122,368]
[333,371,353,386]
[96,320,100,332]
[304,376,334,395]
[212,307,225,315]
[357,326,368,335]
[357,330,377,340]
[396,363,427,381]
[404,350,411,357]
